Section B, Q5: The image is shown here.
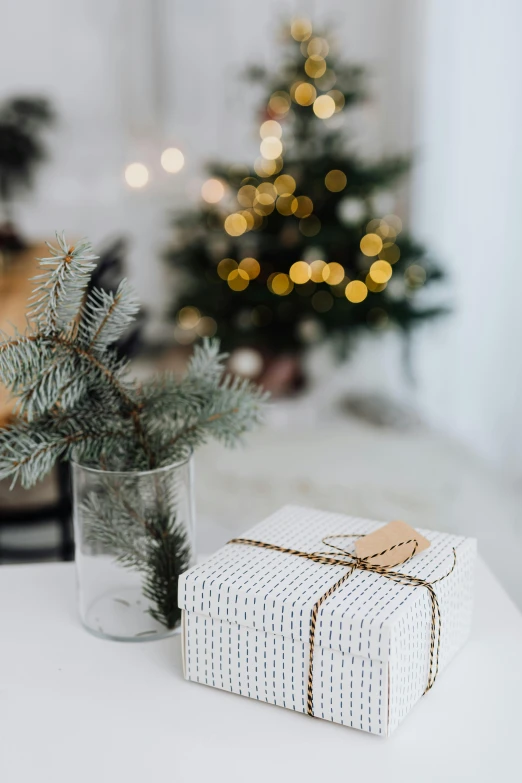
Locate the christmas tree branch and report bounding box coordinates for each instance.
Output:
[166,407,239,449]
[0,232,267,627]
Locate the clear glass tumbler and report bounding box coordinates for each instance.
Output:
[72,453,195,641]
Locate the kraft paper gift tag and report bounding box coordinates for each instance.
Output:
[355,520,430,568]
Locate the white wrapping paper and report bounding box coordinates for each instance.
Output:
[179,505,476,736]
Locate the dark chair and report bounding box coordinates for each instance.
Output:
[0,461,73,563]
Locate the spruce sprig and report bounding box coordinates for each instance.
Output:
[0,232,267,628]
[0,232,267,486]
[83,479,192,629]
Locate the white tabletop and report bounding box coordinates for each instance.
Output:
[1,558,521,783]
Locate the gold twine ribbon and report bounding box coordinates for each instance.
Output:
[228,534,457,717]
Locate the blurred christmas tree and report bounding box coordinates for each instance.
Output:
[166,19,445,386]
[0,96,54,255]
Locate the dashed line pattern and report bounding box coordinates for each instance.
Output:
[180,505,476,736]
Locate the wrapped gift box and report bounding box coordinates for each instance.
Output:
[179,505,476,736]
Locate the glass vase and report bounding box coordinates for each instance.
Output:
[72,453,195,641]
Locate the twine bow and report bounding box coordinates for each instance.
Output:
[228,533,457,717]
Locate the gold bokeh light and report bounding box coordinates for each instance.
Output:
[294,195,313,218]
[269,273,293,296]
[260,120,282,140]
[268,91,291,117]
[360,233,383,256]
[177,306,200,329]
[239,257,261,279]
[254,157,275,177]
[309,259,326,282]
[313,94,336,119]
[237,184,256,207]
[323,262,345,285]
[325,169,347,192]
[195,316,217,337]
[274,174,296,196]
[276,195,298,215]
[256,182,277,202]
[239,210,255,230]
[366,273,387,293]
[224,213,248,237]
[125,162,149,188]
[253,198,275,216]
[294,82,317,106]
[160,148,184,173]
[305,56,327,79]
[369,260,393,284]
[376,220,397,240]
[260,136,283,160]
[217,258,237,280]
[345,280,368,303]
[228,268,250,292]
[291,18,313,42]
[289,260,311,284]
[201,178,225,203]
[307,37,329,57]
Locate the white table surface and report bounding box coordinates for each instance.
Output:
[1,559,521,783]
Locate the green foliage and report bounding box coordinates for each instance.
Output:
[81,473,192,629]
[0,232,267,628]
[0,96,54,226]
[165,23,446,358]
[0,232,267,488]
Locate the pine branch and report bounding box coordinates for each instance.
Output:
[140,338,268,464]
[185,337,228,384]
[79,279,140,352]
[0,328,138,424]
[142,516,191,628]
[0,419,127,488]
[82,478,191,629]
[28,231,98,334]
[0,233,267,630]
[0,331,47,389]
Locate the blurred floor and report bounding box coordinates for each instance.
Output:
[1,398,520,604]
[195,400,522,609]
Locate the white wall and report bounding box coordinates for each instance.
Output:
[412,0,522,475]
[2,1,521,467]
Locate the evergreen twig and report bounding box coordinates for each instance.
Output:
[0,233,268,627]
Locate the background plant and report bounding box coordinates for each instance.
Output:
[0,96,54,248]
[0,233,267,627]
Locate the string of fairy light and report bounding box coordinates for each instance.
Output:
[201,18,408,310]
[123,17,427,346]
